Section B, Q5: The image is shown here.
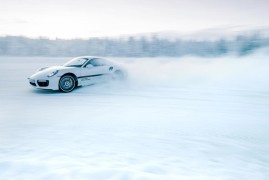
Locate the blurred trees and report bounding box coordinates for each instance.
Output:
[0,34,268,57]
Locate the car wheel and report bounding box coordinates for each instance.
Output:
[59,75,76,93]
[113,70,124,80]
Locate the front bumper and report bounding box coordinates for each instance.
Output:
[28,77,60,90]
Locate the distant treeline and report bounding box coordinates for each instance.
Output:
[0,35,268,57]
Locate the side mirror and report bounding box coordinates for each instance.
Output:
[85,64,93,68]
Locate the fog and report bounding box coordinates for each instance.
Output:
[0,53,269,179]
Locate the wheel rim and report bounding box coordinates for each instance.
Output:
[60,76,75,92]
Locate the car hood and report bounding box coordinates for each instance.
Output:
[31,66,75,78]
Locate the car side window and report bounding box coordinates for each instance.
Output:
[84,59,95,67]
[89,58,107,66]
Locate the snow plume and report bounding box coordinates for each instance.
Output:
[116,52,269,90]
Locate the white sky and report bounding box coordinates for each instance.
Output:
[0,0,269,39]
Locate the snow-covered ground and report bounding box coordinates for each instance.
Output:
[1,55,269,180]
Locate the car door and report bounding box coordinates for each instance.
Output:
[79,58,112,85]
[92,58,114,81]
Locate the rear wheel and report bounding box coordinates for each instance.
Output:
[113,70,124,80]
[59,75,76,93]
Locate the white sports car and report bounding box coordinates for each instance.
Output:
[28,56,126,92]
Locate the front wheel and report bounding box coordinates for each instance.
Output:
[59,75,76,93]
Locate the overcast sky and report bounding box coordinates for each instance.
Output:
[0,0,269,39]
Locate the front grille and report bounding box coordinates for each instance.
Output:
[30,82,36,86]
[37,80,49,87]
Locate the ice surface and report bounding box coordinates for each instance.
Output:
[0,55,269,180]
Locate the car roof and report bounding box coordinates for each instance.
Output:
[77,56,103,60]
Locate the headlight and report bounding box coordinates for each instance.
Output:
[47,70,59,77]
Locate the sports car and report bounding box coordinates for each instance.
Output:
[28,56,127,92]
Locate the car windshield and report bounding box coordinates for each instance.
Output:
[63,57,88,67]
